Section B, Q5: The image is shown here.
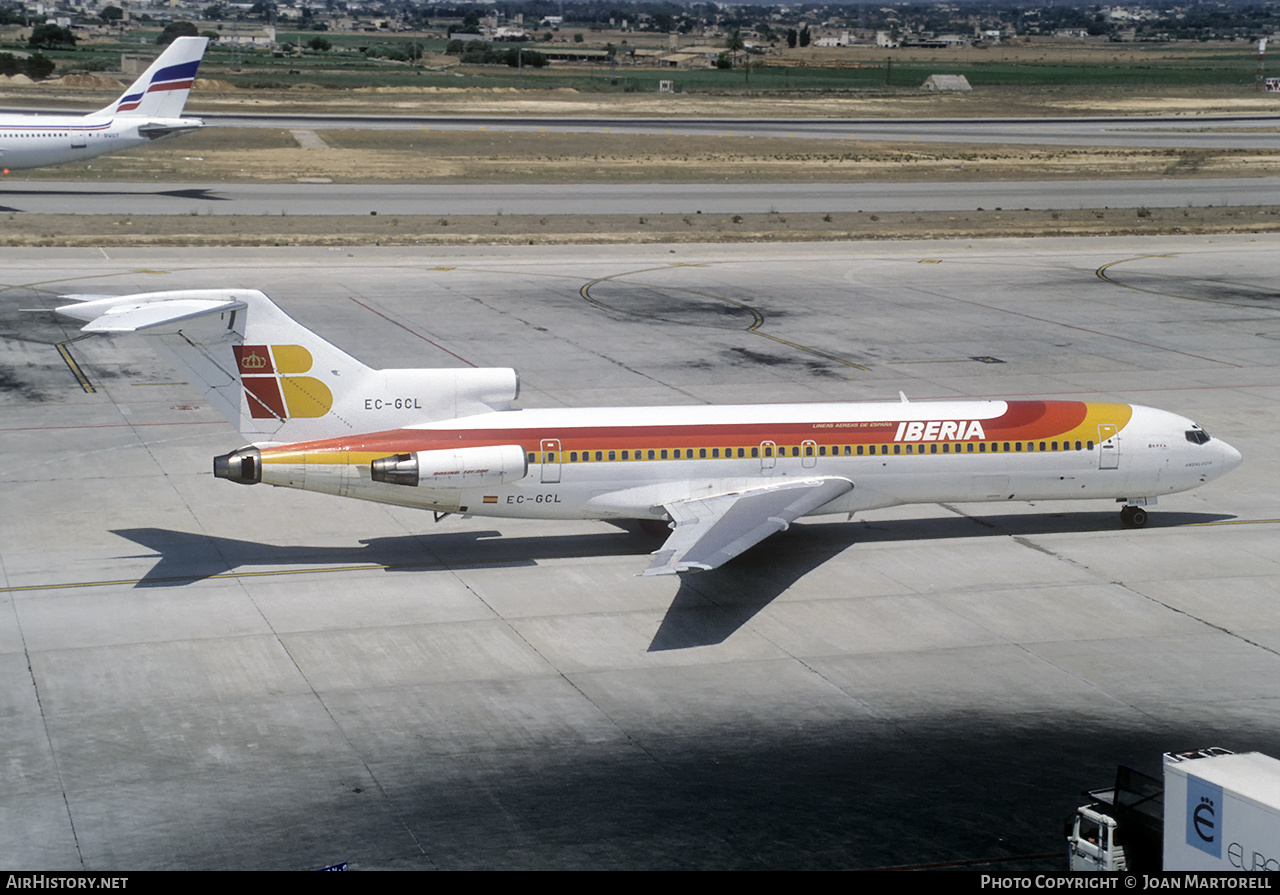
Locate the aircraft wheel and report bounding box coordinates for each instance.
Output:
[1120,506,1149,528]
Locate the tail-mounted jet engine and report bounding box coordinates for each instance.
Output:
[214,447,262,485]
[370,445,528,489]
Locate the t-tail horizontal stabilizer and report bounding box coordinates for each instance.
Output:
[645,477,854,576]
[56,294,246,332]
[55,289,519,443]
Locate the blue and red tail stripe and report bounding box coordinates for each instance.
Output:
[115,60,200,112]
[115,92,145,113]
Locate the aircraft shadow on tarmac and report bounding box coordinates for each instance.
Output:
[650,508,1236,650]
[111,526,651,586]
[112,508,1232,651]
[0,186,226,213]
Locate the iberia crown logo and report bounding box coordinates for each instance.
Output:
[232,344,333,420]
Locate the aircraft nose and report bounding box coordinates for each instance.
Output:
[1219,440,1243,473]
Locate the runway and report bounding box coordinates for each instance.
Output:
[200,113,1280,151]
[2,238,1278,869]
[4,177,1279,216]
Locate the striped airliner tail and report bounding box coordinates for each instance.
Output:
[94,36,208,120]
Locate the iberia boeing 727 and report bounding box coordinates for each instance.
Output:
[56,289,1242,575]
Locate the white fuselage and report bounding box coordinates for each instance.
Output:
[0,114,202,170]
[242,400,1241,522]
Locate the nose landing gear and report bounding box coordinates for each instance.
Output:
[1120,505,1148,528]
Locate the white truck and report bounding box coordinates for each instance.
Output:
[1067,747,1280,872]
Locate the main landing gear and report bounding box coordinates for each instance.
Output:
[1119,505,1149,528]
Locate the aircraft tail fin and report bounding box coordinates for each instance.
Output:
[56,289,519,444]
[94,36,208,119]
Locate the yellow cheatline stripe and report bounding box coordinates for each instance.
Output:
[263,450,397,465]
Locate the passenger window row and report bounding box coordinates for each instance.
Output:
[525,440,1098,464]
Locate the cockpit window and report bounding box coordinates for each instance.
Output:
[1185,429,1210,445]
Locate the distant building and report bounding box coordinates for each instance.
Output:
[221,26,276,48]
[903,34,968,48]
[659,52,706,69]
[922,74,972,91]
[220,26,276,48]
[814,30,852,47]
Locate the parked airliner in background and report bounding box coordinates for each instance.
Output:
[0,36,207,173]
[56,289,1242,576]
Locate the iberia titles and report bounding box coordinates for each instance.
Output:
[893,420,986,442]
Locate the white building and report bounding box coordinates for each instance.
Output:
[814,30,853,47]
[922,74,972,91]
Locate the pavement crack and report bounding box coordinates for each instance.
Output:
[1010,534,1280,659]
[9,593,86,869]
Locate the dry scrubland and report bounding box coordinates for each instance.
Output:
[7,207,1279,249]
[17,125,1279,185]
[1,67,1278,244]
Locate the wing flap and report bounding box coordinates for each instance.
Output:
[643,477,853,576]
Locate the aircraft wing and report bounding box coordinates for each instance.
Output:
[643,477,853,576]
